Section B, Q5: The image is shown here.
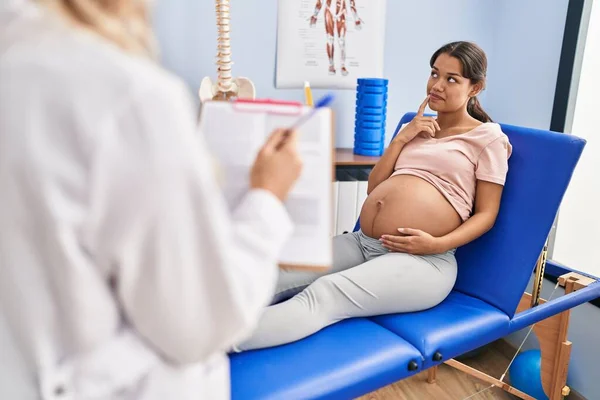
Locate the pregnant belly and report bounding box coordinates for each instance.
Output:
[359,174,462,239]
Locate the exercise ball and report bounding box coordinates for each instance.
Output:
[508,350,548,400]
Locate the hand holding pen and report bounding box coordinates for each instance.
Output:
[249,93,334,201]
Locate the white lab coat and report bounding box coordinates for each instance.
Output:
[0,2,292,399]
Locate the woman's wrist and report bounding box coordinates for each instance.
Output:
[433,235,452,253]
[391,135,409,146]
[387,138,408,153]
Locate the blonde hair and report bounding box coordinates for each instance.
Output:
[39,0,156,57]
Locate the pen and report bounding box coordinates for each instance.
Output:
[304,81,314,107]
[290,93,334,130]
[276,93,335,150]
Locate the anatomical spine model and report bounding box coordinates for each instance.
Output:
[309,0,363,76]
[199,0,255,102]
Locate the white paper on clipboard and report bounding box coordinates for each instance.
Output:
[198,99,333,270]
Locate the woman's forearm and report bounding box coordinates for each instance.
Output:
[367,140,405,194]
[436,212,496,252]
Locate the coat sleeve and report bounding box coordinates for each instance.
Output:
[87,76,293,365]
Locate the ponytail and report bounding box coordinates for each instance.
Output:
[467,96,492,123]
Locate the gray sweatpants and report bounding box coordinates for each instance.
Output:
[235,230,457,351]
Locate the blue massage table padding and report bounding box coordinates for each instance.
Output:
[372,292,510,369]
[453,124,586,317]
[546,259,599,281]
[230,319,423,400]
[229,113,600,399]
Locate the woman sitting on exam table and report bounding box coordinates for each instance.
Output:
[233,41,512,352]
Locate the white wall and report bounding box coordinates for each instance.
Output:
[152,0,568,147]
[552,0,600,279]
[152,0,496,148]
[484,0,569,129]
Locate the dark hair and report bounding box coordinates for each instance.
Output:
[429,41,492,123]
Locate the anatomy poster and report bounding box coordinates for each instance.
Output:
[276,0,387,89]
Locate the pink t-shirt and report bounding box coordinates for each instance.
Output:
[391,122,512,221]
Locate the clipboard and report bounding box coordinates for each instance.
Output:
[198,98,333,271]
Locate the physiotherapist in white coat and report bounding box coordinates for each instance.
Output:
[0,0,303,399]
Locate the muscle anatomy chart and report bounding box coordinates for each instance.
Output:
[276,0,386,89]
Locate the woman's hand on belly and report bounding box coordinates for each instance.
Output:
[379,228,443,255]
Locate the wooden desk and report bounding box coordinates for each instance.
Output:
[335,148,381,167]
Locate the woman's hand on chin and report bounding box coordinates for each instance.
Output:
[393,96,440,144]
[379,228,445,255]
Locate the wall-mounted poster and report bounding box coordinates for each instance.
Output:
[276,0,387,89]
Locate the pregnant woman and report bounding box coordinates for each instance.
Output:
[233,41,512,352]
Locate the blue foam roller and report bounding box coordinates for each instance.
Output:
[356,85,388,91]
[354,142,384,152]
[357,81,388,88]
[357,85,388,94]
[356,119,386,126]
[357,78,388,86]
[356,121,385,129]
[354,137,385,147]
[357,79,387,85]
[356,100,388,109]
[356,92,388,102]
[355,114,386,123]
[356,92,388,100]
[354,146,384,156]
[355,124,386,133]
[354,141,384,151]
[355,128,385,142]
[355,106,386,116]
[356,118,386,125]
[357,86,388,91]
[353,78,388,157]
[356,107,387,117]
[354,142,384,150]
